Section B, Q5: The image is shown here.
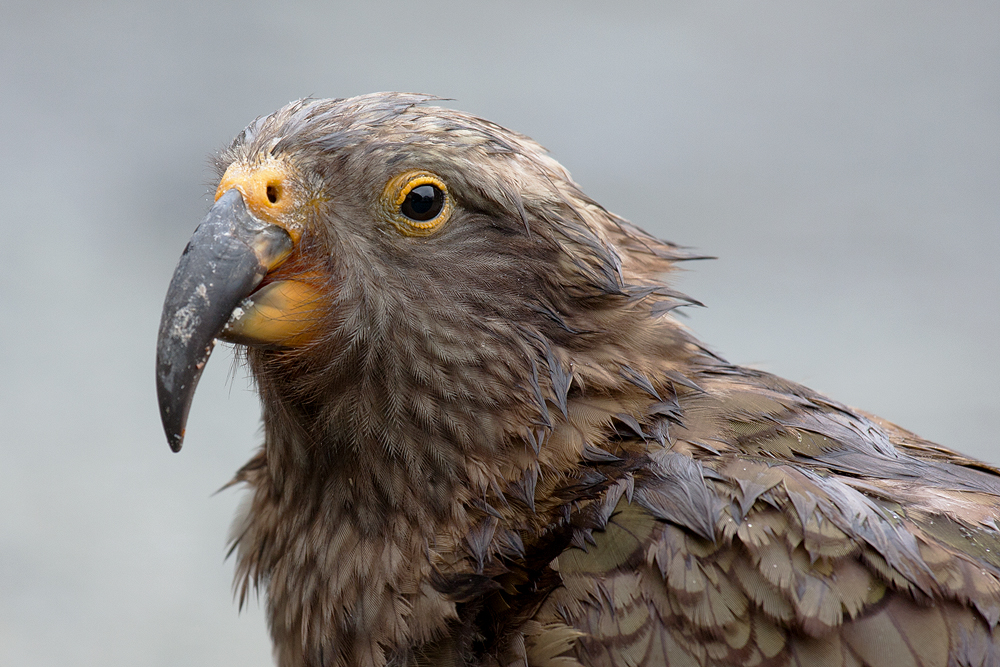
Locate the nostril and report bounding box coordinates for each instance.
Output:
[266,183,280,204]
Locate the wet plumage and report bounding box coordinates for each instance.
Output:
[156,92,1000,667]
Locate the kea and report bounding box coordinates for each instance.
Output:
[156,92,1000,667]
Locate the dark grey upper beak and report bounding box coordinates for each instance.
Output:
[156,189,293,451]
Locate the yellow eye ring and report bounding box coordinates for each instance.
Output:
[379,170,453,236]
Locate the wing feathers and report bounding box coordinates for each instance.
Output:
[531,373,1000,666]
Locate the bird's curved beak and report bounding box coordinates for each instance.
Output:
[155,189,299,452]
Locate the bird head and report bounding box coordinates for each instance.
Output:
[156,93,700,494]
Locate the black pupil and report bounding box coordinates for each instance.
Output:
[401,184,444,222]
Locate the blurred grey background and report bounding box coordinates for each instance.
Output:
[1,1,997,664]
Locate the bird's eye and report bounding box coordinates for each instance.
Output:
[379,171,453,236]
[400,184,444,222]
